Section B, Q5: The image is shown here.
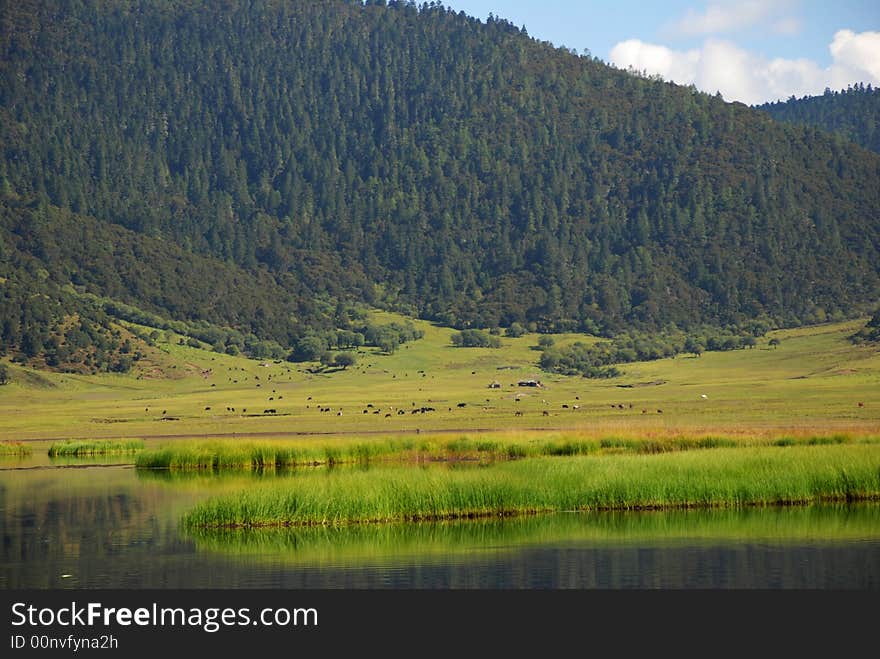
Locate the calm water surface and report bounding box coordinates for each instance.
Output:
[1,451,878,589]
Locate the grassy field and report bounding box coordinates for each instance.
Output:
[1,315,879,442]
[182,445,880,527]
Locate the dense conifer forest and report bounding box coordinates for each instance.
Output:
[756,85,880,154]
[1,0,879,370]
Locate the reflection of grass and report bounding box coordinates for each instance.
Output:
[48,439,144,456]
[184,445,880,528]
[185,504,880,567]
[0,441,31,456]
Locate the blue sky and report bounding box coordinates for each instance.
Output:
[440,1,880,104]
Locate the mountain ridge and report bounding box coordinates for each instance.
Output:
[1,0,879,370]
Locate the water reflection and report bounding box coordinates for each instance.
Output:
[1,460,878,589]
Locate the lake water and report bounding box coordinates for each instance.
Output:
[1,452,878,589]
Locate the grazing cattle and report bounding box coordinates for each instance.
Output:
[562,404,569,409]
[269,397,274,401]
[162,410,167,415]
[263,409,276,414]
[542,410,549,416]
[367,404,374,408]
[204,407,211,411]
[618,404,624,409]
[642,409,647,414]
[657,409,663,414]
[515,411,523,417]
[573,405,579,409]
[457,403,467,408]
[385,413,391,418]
[363,410,369,414]
[373,410,380,415]
[337,411,342,416]
[858,402,864,408]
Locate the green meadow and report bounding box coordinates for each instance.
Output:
[2,315,879,443]
[3,315,880,552]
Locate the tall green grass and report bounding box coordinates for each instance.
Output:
[136,434,802,471]
[184,445,880,528]
[48,438,144,456]
[136,439,419,470]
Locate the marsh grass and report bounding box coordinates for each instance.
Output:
[773,434,855,447]
[0,441,31,456]
[183,445,880,528]
[48,438,144,456]
[136,432,876,472]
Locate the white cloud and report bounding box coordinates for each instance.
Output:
[608,40,700,85]
[609,30,880,105]
[668,1,798,37]
[672,2,774,36]
[829,29,880,88]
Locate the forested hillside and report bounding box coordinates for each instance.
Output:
[2,0,879,370]
[757,85,880,154]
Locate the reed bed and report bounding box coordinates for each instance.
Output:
[135,439,420,470]
[48,438,145,456]
[183,444,880,528]
[134,433,856,472]
[0,441,32,456]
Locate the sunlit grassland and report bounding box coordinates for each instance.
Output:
[184,503,880,567]
[183,445,880,528]
[1,317,878,442]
